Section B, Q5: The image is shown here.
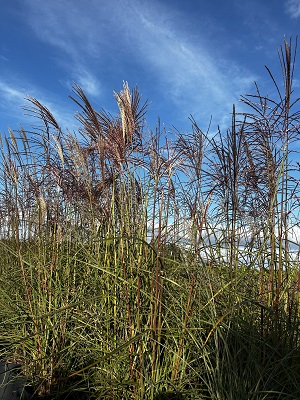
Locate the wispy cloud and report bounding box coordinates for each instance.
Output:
[122,1,257,123]
[72,67,101,98]
[0,80,76,131]
[0,81,31,129]
[20,0,257,127]
[285,0,300,18]
[0,81,26,103]
[22,0,104,98]
[0,55,9,62]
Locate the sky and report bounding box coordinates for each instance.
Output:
[1,0,300,135]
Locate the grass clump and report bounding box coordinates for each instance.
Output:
[0,38,300,399]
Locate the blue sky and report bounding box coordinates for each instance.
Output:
[1,0,300,135]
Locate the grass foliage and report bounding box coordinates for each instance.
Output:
[1,39,300,399]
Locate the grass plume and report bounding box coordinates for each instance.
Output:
[0,39,300,399]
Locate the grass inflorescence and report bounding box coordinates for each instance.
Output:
[0,38,300,399]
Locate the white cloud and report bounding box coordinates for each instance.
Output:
[123,1,256,123]
[20,0,256,127]
[73,67,101,98]
[0,80,76,131]
[285,0,300,18]
[0,81,27,103]
[22,0,103,98]
[0,55,9,62]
